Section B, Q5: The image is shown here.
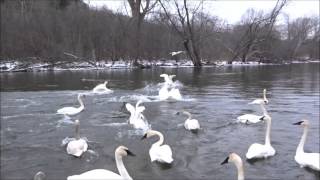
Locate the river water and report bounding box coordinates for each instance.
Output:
[1,63,319,179]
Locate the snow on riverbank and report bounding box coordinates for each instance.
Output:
[0,59,319,72]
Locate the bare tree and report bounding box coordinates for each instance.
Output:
[286,17,315,59]
[2,0,317,66]
[226,0,287,63]
[127,0,158,65]
[159,0,203,67]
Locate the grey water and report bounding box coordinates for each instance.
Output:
[1,63,319,180]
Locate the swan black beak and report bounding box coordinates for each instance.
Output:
[125,149,136,156]
[175,112,180,115]
[221,157,229,165]
[293,121,303,125]
[259,116,265,121]
[141,133,147,140]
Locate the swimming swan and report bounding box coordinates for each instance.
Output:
[248,89,268,105]
[34,171,46,180]
[141,130,173,164]
[67,146,135,180]
[125,100,149,130]
[93,81,113,94]
[237,114,264,124]
[57,94,85,116]
[221,153,245,180]
[66,120,88,157]
[158,84,182,101]
[160,74,176,86]
[178,111,200,131]
[246,104,275,159]
[293,120,320,171]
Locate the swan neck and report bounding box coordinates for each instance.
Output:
[75,123,80,139]
[234,159,245,180]
[263,90,267,101]
[265,117,271,146]
[115,154,132,180]
[78,95,84,108]
[154,131,164,146]
[184,112,192,119]
[296,125,308,154]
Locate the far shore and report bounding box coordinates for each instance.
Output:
[0,59,319,73]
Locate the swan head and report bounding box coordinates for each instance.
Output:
[293,119,309,127]
[260,114,271,122]
[259,116,265,121]
[221,153,242,165]
[176,111,191,118]
[263,89,267,94]
[141,130,158,140]
[34,171,46,180]
[116,146,135,157]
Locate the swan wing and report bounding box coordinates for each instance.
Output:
[169,89,182,100]
[184,119,200,130]
[246,143,275,159]
[248,99,264,105]
[132,118,149,130]
[125,103,135,114]
[295,153,320,171]
[93,88,113,94]
[159,86,169,100]
[150,144,173,163]
[66,139,88,157]
[160,74,168,78]
[93,84,106,91]
[57,107,80,115]
[67,169,123,180]
[246,143,266,159]
[237,114,263,124]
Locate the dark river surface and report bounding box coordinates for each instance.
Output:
[1,63,319,180]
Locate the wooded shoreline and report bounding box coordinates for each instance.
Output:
[1,58,319,73]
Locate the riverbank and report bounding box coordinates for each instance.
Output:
[0,59,319,72]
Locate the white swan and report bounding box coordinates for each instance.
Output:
[158,84,182,101]
[237,114,264,124]
[125,100,149,130]
[293,120,320,171]
[67,146,135,180]
[66,120,88,157]
[179,111,200,131]
[57,94,85,116]
[248,89,268,105]
[34,171,46,180]
[93,81,113,94]
[160,74,176,86]
[221,153,245,180]
[169,51,184,56]
[141,130,173,164]
[246,104,275,159]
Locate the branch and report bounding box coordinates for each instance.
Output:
[158,0,184,37]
